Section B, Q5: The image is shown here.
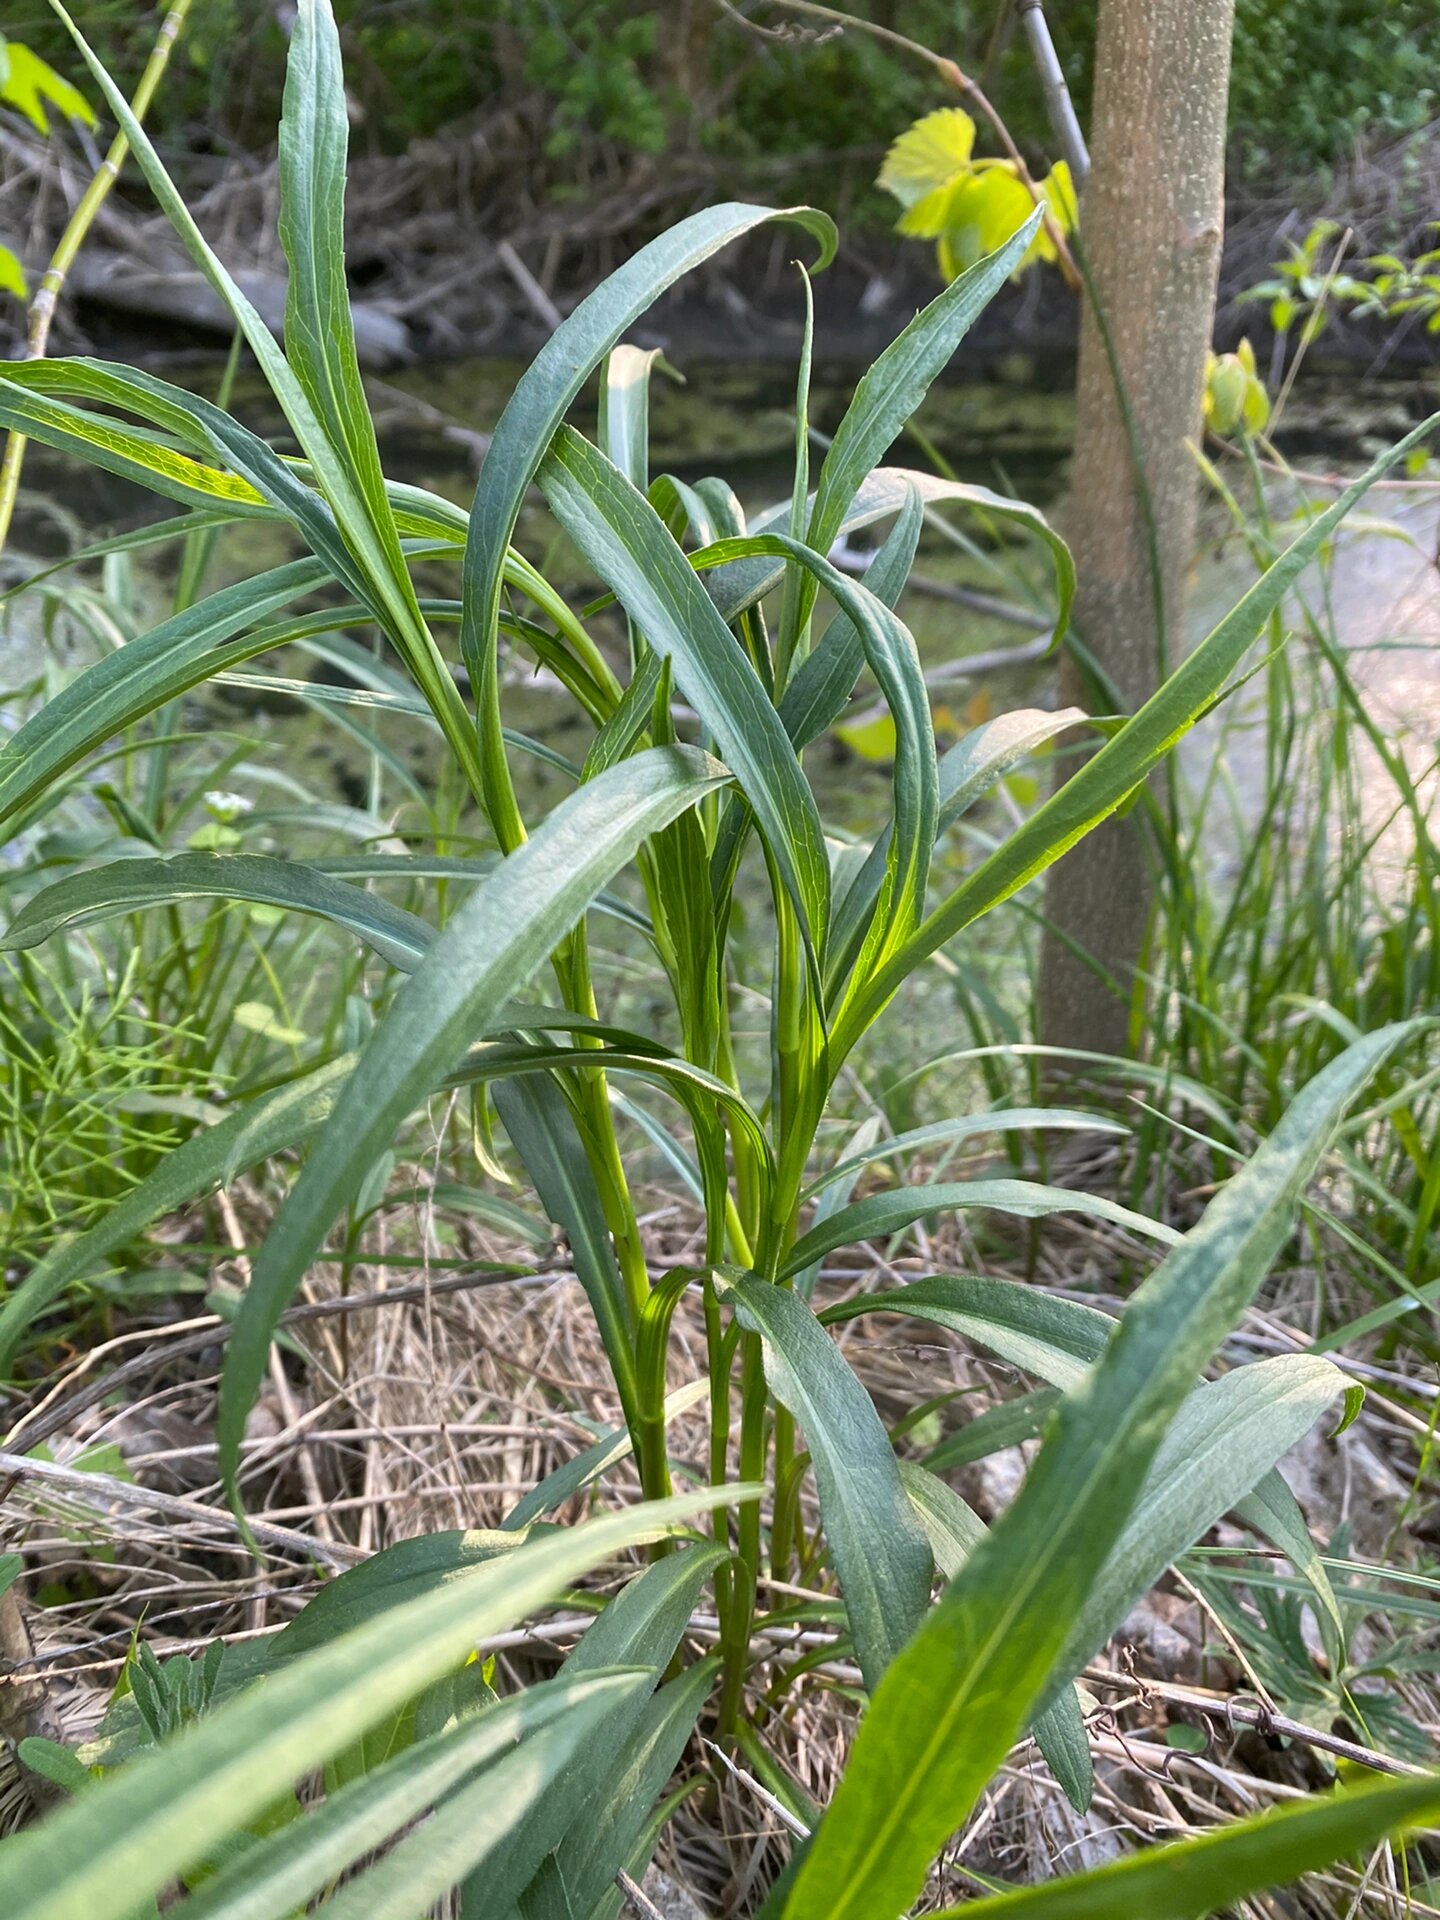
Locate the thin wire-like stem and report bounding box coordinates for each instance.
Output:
[0,0,193,553]
[1268,225,1353,433]
[1015,0,1091,181]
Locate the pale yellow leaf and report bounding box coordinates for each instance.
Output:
[878,108,976,210]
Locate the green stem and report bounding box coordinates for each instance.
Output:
[718,1328,769,1737]
[636,1267,706,1509]
[769,1404,797,1577]
[0,0,193,555]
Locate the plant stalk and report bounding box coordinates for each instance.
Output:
[0,0,193,554]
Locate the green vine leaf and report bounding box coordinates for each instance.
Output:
[0,34,97,135]
[876,106,976,208]
[0,241,26,301]
[880,107,1075,285]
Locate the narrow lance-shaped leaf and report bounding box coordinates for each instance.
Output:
[694,525,941,969]
[216,748,729,1512]
[501,1380,710,1532]
[493,1072,641,1427]
[1,853,431,974]
[51,7,432,663]
[717,1271,933,1690]
[787,212,1041,639]
[599,344,675,492]
[538,429,832,955]
[924,1389,1061,1472]
[707,487,927,970]
[837,1271,1345,1658]
[519,1660,720,1920]
[781,1178,1178,1281]
[0,1488,745,1920]
[713,466,1072,642]
[899,1463,1092,1813]
[470,1546,726,1920]
[164,1673,637,1920]
[460,200,835,847]
[779,479,924,751]
[818,1272,1116,1389]
[1046,1354,1346,1697]
[829,706,1087,999]
[279,0,396,558]
[808,212,1037,553]
[317,1678,650,1920]
[802,1107,1125,1201]
[1235,1467,1345,1664]
[0,373,269,516]
[782,1024,1420,1920]
[935,1769,1440,1920]
[838,416,1439,1053]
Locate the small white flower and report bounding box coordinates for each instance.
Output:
[202,790,254,824]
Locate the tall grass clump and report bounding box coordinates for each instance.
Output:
[1151,443,1440,1307]
[0,4,1437,1915]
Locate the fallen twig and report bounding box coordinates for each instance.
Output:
[1086,1665,1427,1779]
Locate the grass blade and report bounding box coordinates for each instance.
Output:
[0,1055,356,1376]
[840,415,1440,1052]
[0,561,328,832]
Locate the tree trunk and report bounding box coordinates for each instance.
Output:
[1037,0,1233,1058]
[658,1,714,147]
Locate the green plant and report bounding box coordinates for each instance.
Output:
[0,949,213,1277]
[1147,435,1440,1306]
[1226,0,1439,181]
[877,104,1075,284]
[1243,216,1440,404]
[0,30,96,302]
[0,4,189,554]
[0,3,1438,1913]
